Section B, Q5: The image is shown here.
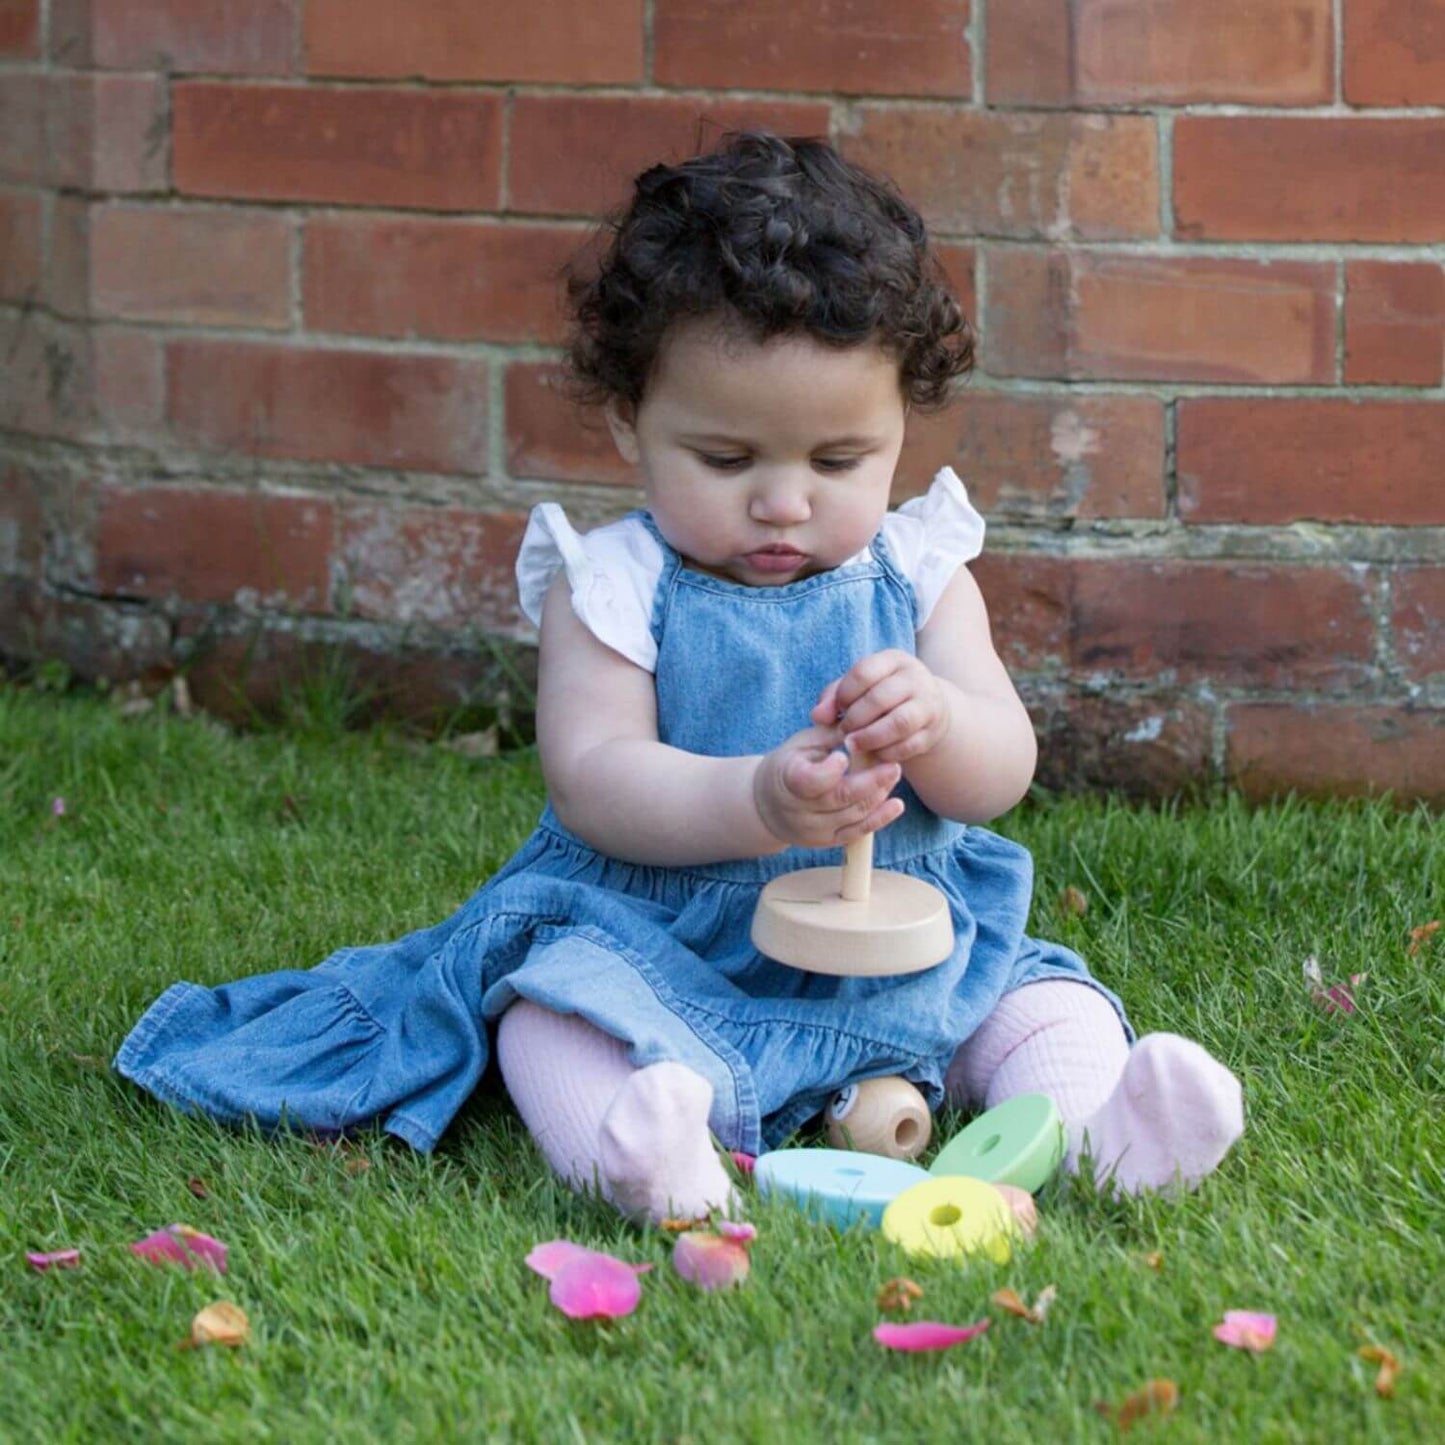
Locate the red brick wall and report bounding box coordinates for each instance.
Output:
[2,1,1442,799]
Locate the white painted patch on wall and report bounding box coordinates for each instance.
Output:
[1051,410,1100,464]
[1123,715,1165,743]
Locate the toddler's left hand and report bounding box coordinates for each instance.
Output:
[810,650,951,765]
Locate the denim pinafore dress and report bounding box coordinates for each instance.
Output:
[115,514,1125,1156]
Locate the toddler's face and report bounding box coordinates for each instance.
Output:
[606,318,907,587]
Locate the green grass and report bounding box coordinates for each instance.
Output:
[2,683,1441,1443]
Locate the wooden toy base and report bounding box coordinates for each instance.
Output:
[751,868,954,976]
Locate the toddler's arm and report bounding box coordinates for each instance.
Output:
[816,565,1037,825]
[537,578,901,866]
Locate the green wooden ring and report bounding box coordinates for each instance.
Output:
[929,1092,1065,1194]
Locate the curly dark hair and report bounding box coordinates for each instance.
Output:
[564,131,973,413]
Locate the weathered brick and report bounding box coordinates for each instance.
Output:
[0,188,42,302]
[935,243,978,328]
[843,108,1159,240]
[1227,704,1445,803]
[339,503,528,631]
[96,486,334,611]
[44,194,89,317]
[0,0,39,56]
[508,95,831,217]
[306,0,642,83]
[1346,0,1445,105]
[989,0,1330,106]
[92,327,164,440]
[92,204,293,327]
[654,0,970,98]
[505,362,632,486]
[304,217,582,344]
[969,552,1073,674]
[1344,262,1445,387]
[0,74,46,184]
[984,250,1335,384]
[173,82,502,211]
[0,581,175,682]
[0,466,43,577]
[47,73,168,193]
[898,391,1165,518]
[0,311,94,441]
[1031,690,1216,797]
[1392,568,1445,684]
[1176,118,1445,242]
[1177,399,1445,525]
[87,0,296,73]
[1073,561,1375,691]
[167,341,490,475]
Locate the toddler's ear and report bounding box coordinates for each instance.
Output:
[604,400,640,464]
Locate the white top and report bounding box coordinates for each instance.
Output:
[515,466,987,673]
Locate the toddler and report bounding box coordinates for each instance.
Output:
[116,132,1243,1224]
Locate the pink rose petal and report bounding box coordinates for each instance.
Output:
[525,1239,651,1283]
[548,1252,643,1320]
[873,1319,992,1352]
[729,1151,756,1175]
[1213,1310,1277,1352]
[26,1249,81,1272]
[717,1219,757,1243]
[672,1231,752,1290]
[130,1224,227,1273]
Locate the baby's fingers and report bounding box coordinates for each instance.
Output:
[782,747,850,800]
[831,795,906,846]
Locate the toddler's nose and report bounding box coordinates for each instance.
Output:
[749,474,812,525]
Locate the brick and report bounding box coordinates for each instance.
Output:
[92,327,165,439]
[1072,561,1376,691]
[0,581,175,682]
[0,0,39,56]
[935,243,978,328]
[304,217,582,344]
[306,0,642,83]
[88,0,295,73]
[44,194,90,317]
[47,73,169,193]
[508,95,831,217]
[898,391,1165,518]
[969,552,1073,674]
[505,362,633,486]
[1344,262,1445,387]
[173,82,502,212]
[1178,400,1445,525]
[1031,690,1216,797]
[0,188,42,302]
[1176,118,1445,243]
[167,341,490,475]
[92,204,293,327]
[96,486,334,611]
[984,250,1335,384]
[0,466,43,578]
[1393,568,1445,684]
[0,74,46,184]
[843,108,1159,240]
[339,504,529,631]
[989,0,1331,106]
[1346,0,1445,105]
[654,0,970,98]
[0,311,94,441]
[1227,704,1445,804]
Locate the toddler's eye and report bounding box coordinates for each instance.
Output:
[814,457,862,473]
[698,453,750,471]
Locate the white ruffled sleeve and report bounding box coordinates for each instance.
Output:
[880,467,987,627]
[515,504,664,672]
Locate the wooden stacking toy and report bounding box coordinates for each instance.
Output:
[929,1093,1065,1195]
[751,751,953,977]
[755,1148,930,1230]
[824,1075,933,1161]
[880,1175,1017,1264]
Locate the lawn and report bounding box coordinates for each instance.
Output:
[2,682,1441,1442]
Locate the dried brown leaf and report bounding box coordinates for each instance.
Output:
[1096,1379,1179,1434]
[179,1301,250,1350]
[877,1276,924,1312]
[1358,1344,1400,1398]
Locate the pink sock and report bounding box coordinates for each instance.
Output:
[496,999,735,1224]
[946,980,1243,1195]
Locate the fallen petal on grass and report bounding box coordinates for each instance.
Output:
[728,1151,756,1175]
[877,1277,923,1313]
[1303,956,1366,1014]
[26,1249,81,1272]
[993,1285,1057,1324]
[1213,1310,1277,1351]
[673,1230,752,1290]
[1358,1344,1400,1398]
[549,1253,644,1320]
[131,1225,227,1273]
[1059,885,1089,917]
[1096,1379,1179,1434]
[1406,920,1439,956]
[873,1319,990,1352]
[180,1301,251,1350]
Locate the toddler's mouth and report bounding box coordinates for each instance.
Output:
[745,546,808,574]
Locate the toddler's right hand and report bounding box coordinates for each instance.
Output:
[753,725,905,850]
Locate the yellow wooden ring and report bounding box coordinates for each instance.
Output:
[880,1175,1016,1264]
